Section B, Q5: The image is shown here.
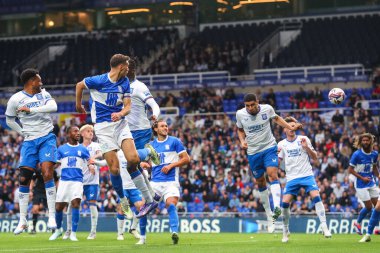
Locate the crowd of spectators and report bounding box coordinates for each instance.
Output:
[0,86,379,219]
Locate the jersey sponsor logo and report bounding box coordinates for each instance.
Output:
[261,114,267,120]
[105,93,118,106]
[45,153,51,157]
[67,157,77,167]
[247,124,264,133]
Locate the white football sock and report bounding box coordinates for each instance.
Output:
[90,204,98,233]
[315,201,327,223]
[259,189,272,218]
[66,205,72,231]
[270,183,281,208]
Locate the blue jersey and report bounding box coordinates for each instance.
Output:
[350,149,378,188]
[150,136,186,182]
[57,144,90,182]
[84,73,131,123]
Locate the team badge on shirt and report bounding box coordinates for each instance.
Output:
[165,144,170,150]
[262,114,267,120]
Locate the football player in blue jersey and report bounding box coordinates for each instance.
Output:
[346,133,379,242]
[144,119,190,244]
[75,54,158,218]
[49,126,93,241]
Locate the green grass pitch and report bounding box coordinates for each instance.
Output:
[0,233,377,253]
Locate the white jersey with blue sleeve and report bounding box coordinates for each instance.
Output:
[278,135,315,182]
[236,104,277,155]
[84,73,130,124]
[5,89,54,140]
[57,144,90,182]
[83,142,101,185]
[350,149,378,189]
[150,136,186,182]
[117,150,137,189]
[127,79,154,131]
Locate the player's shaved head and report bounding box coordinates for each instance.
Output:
[20,68,39,85]
[110,54,129,68]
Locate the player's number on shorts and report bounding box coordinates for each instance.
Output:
[68,157,77,167]
[105,93,118,106]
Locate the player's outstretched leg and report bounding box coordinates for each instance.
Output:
[116,213,125,240]
[360,209,380,243]
[281,202,290,243]
[131,169,157,218]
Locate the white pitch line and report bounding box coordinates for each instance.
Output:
[0,239,257,252]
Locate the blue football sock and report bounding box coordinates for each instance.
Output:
[368,209,380,235]
[140,216,147,236]
[110,174,124,198]
[55,211,63,229]
[357,207,371,224]
[72,208,80,232]
[168,204,179,233]
[137,148,149,161]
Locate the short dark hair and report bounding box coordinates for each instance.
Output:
[284,116,298,123]
[66,125,78,135]
[110,54,129,68]
[20,68,39,85]
[244,93,257,102]
[128,57,138,72]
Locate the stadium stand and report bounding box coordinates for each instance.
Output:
[270,14,380,68]
[1,85,378,217]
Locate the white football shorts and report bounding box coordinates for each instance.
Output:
[356,185,379,202]
[151,181,180,202]
[94,119,133,154]
[56,180,83,203]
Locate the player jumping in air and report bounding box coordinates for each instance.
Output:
[236,93,302,232]
[6,68,58,234]
[75,54,158,218]
[278,117,331,242]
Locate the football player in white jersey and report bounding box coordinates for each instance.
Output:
[236,93,302,232]
[6,68,58,234]
[278,117,331,242]
[146,120,190,244]
[126,57,161,206]
[116,150,147,244]
[76,54,158,217]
